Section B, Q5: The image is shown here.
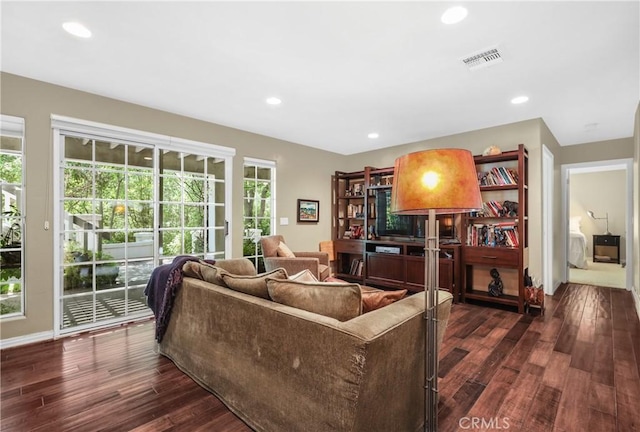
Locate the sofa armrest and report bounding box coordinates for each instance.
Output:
[263,256,320,277]
[294,251,329,266]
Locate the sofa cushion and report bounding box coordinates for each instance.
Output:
[289,269,318,282]
[360,286,408,313]
[276,241,296,258]
[222,268,289,299]
[267,279,362,321]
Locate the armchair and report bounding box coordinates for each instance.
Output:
[260,235,330,281]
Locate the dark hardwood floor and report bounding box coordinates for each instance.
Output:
[1,283,639,431]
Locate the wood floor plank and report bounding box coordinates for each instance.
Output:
[524,384,562,432]
[541,351,572,390]
[438,347,469,378]
[528,340,555,368]
[553,323,579,354]
[466,366,518,419]
[569,340,595,372]
[588,381,616,416]
[496,370,540,430]
[554,367,591,432]
[501,330,540,372]
[587,408,616,432]
[1,283,638,432]
[616,391,640,432]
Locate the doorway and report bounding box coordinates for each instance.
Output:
[561,159,633,290]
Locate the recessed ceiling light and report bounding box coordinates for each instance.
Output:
[266,97,282,105]
[511,96,529,105]
[368,132,379,139]
[62,21,92,38]
[441,6,468,25]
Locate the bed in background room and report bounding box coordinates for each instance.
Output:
[568,216,588,269]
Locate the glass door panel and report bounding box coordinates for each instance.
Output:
[59,131,229,333]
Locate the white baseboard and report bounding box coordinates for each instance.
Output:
[0,330,54,350]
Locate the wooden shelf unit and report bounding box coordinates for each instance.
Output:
[332,167,462,301]
[461,144,529,313]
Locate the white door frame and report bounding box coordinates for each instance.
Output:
[542,145,554,294]
[560,158,634,290]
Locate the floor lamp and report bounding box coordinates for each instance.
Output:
[391,149,481,432]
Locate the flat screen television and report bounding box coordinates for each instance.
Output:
[373,188,456,240]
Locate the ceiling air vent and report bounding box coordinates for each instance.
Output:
[462,47,503,71]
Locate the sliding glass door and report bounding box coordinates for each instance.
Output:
[54,118,233,333]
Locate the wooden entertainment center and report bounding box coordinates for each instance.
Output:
[332,144,528,312]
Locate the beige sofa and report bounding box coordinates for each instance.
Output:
[158,258,453,432]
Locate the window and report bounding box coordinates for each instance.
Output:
[0,115,25,317]
[53,116,234,333]
[243,158,275,272]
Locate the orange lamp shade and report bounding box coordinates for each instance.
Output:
[391,148,482,214]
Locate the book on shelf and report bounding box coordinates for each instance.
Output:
[349,258,364,276]
[472,200,518,218]
[477,167,518,187]
[466,222,519,247]
[348,224,364,239]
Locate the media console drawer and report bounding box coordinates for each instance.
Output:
[334,240,365,254]
[463,247,519,267]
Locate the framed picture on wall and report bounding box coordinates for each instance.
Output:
[297,199,319,222]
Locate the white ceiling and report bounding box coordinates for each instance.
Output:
[1,1,638,155]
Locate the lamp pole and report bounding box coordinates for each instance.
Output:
[424,209,439,431]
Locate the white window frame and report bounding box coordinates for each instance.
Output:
[243,157,276,270]
[0,114,26,319]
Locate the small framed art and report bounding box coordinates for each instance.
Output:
[297,199,319,223]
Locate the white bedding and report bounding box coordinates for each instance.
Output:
[569,230,588,269]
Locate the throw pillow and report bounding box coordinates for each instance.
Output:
[289,269,318,282]
[360,286,408,313]
[222,268,289,299]
[276,241,296,258]
[183,260,229,286]
[267,279,362,321]
[569,216,582,233]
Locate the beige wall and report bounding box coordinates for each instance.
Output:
[560,137,634,164]
[2,71,638,342]
[0,72,345,340]
[570,170,627,260]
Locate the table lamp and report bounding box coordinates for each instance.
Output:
[587,210,611,235]
[391,148,481,431]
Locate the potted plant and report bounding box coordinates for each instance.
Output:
[0,205,22,282]
[63,242,120,288]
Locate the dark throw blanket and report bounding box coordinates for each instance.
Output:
[144,255,212,342]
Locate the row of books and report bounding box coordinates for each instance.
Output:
[467,223,519,247]
[347,203,376,218]
[478,167,519,186]
[343,224,365,239]
[469,200,518,218]
[349,258,364,276]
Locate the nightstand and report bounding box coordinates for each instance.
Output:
[593,235,620,264]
